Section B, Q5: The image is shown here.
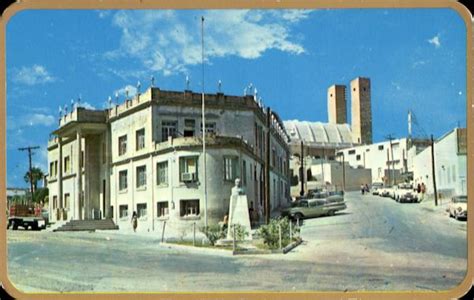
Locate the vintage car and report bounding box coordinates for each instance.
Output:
[379,186,394,198]
[395,183,418,203]
[371,182,384,195]
[447,195,467,220]
[281,198,347,220]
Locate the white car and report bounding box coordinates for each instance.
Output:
[447,196,467,220]
[395,183,418,203]
[371,182,384,195]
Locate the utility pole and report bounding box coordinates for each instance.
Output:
[385,134,395,186]
[431,135,438,206]
[201,16,208,229]
[18,146,40,202]
[299,140,305,196]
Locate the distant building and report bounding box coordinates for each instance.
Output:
[351,77,372,144]
[412,128,467,198]
[328,84,347,124]
[47,87,290,232]
[338,138,430,185]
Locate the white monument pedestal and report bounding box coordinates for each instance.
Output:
[226,190,252,241]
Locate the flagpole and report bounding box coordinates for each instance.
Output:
[201,16,208,229]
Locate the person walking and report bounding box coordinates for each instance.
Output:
[420,183,426,202]
[131,211,138,232]
[361,184,365,195]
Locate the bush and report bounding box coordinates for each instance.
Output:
[257,217,300,250]
[200,224,225,246]
[228,223,248,241]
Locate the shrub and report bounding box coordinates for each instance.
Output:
[228,223,248,241]
[200,224,225,246]
[257,217,300,250]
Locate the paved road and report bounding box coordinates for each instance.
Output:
[6,192,467,293]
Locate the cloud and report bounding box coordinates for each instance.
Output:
[104,10,311,77]
[8,113,56,131]
[80,102,96,110]
[428,34,441,48]
[12,64,56,85]
[412,60,428,69]
[114,84,138,97]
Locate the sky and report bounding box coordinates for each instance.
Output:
[6,8,467,188]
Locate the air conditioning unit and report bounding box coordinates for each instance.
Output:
[182,172,196,182]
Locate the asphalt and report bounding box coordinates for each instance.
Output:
[5,192,468,293]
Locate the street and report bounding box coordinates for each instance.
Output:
[6,192,467,293]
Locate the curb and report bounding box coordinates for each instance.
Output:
[232,238,303,255]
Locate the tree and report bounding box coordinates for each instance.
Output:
[24,167,44,194]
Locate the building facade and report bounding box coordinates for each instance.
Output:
[47,88,290,232]
[412,128,467,198]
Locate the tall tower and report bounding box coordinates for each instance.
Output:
[327,85,347,124]
[351,77,372,144]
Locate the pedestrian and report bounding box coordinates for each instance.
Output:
[361,184,365,195]
[420,183,426,202]
[365,184,369,194]
[131,211,138,232]
[417,183,421,194]
[221,213,229,234]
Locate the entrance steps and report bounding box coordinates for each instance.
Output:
[53,219,119,232]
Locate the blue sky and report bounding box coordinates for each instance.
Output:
[6,8,467,187]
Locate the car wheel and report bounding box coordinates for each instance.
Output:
[327,210,335,216]
[12,221,18,230]
[455,213,460,221]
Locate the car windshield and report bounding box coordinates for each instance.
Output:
[454,196,467,203]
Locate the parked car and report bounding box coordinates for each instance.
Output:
[7,204,47,230]
[395,183,418,203]
[281,198,347,220]
[447,195,467,220]
[371,182,384,195]
[380,186,393,198]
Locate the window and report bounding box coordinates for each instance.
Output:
[378,145,384,150]
[50,161,58,178]
[136,166,147,188]
[184,119,195,137]
[162,121,177,142]
[180,199,200,217]
[118,135,127,156]
[157,202,169,217]
[179,156,199,182]
[224,156,239,181]
[119,170,128,191]
[102,143,106,164]
[52,196,57,209]
[136,128,145,150]
[137,203,147,218]
[200,122,216,134]
[157,161,168,185]
[348,150,356,155]
[356,155,361,161]
[64,156,71,173]
[119,205,128,218]
[242,160,247,186]
[64,193,70,209]
[272,149,276,167]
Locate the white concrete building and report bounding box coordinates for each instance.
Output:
[47,88,290,232]
[412,128,467,198]
[337,138,430,185]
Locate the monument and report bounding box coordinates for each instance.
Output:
[226,178,252,240]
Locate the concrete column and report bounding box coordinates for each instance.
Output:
[84,136,90,219]
[58,137,63,221]
[75,130,82,220]
[105,130,111,219]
